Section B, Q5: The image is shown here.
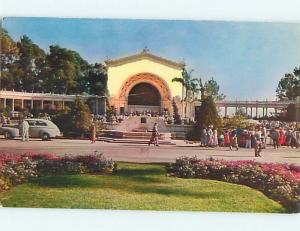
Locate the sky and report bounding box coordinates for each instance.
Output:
[2,17,300,101]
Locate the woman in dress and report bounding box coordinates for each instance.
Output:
[90,121,97,144]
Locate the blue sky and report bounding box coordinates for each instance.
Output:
[3,17,300,100]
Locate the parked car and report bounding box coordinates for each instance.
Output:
[0,119,61,140]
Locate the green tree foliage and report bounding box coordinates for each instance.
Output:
[286,103,300,122]
[0,28,19,89]
[85,63,107,95]
[1,30,108,96]
[203,77,226,101]
[51,98,91,136]
[276,67,300,101]
[196,96,221,127]
[15,35,46,92]
[172,99,182,124]
[45,45,89,94]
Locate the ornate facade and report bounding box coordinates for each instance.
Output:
[105,51,185,115]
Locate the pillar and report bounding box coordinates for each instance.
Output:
[256,107,258,118]
[95,99,99,115]
[250,107,253,118]
[41,100,44,110]
[265,107,268,117]
[21,99,24,109]
[51,100,55,109]
[30,100,34,110]
[3,98,6,108]
[275,108,277,114]
[12,99,15,111]
[225,106,228,117]
[245,107,248,116]
[62,101,65,109]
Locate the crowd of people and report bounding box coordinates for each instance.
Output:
[199,123,299,156]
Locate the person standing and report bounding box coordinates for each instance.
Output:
[89,121,97,144]
[207,126,213,147]
[224,130,230,147]
[245,130,252,149]
[20,118,30,142]
[271,128,280,149]
[200,126,207,147]
[212,127,218,147]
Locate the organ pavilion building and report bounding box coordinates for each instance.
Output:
[105,49,186,117]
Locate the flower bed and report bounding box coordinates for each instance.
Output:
[167,157,300,213]
[0,152,115,192]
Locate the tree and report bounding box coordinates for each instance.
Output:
[84,63,107,95]
[45,45,89,94]
[15,35,46,92]
[172,99,182,124]
[203,77,226,101]
[276,67,300,101]
[0,28,19,90]
[172,68,198,118]
[196,96,221,127]
[286,103,300,122]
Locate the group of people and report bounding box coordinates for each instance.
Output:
[201,123,300,156]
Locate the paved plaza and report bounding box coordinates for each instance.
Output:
[0,137,299,166]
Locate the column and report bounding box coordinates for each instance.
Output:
[30,100,34,110]
[95,99,99,115]
[225,106,228,117]
[275,108,277,114]
[256,107,258,118]
[250,107,253,118]
[51,100,55,109]
[21,99,24,109]
[245,107,248,116]
[265,107,268,117]
[62,101,65,109]
[41,100,44,110]
[12,99,15,111]
[3,98,6,108]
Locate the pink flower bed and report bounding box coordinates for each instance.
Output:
[167,157,300,213]
[0,152,115,193]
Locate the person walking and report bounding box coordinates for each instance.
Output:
[229,128,238,151]
[20,118,30,142]
[254,130,263,157]
[89,121,97,144]
[149,123,159,146]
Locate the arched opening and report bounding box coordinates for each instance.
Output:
[128,83,161,106]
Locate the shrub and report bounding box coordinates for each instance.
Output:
[167,157,300,213]
[0,152,115,192]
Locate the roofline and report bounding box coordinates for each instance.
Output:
[105,51,185,69]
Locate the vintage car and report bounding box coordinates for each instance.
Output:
[0,119,61,140]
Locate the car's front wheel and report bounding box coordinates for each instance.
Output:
[41,133,50,141]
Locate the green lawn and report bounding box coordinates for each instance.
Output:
[0,163,285,212]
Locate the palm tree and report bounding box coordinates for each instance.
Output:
[172,68,197,118]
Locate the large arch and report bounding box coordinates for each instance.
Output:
[115,72,173,113]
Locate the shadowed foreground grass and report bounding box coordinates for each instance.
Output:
[0,163,285,212]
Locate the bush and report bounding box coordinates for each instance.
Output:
[0,152,115,192]
[167,157,300,213]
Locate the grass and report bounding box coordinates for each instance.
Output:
[0,163,286,212]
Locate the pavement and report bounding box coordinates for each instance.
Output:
[0,137,299,165]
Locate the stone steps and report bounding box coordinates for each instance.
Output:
[98,137,175,145]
